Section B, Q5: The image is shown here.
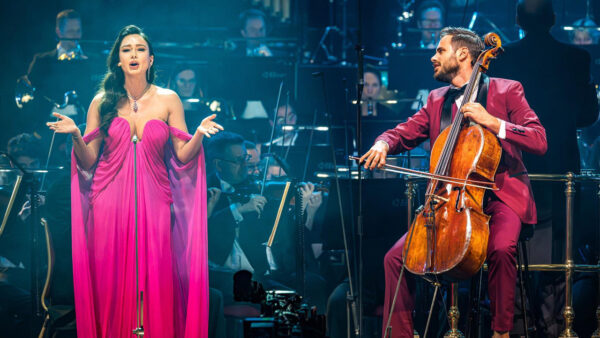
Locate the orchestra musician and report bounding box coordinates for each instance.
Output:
[24,10,96,135]
[239,9,273,57]
[360,27,547,337]
[206,131,328,313]
[206,132,291,305]
[415,0,445,49]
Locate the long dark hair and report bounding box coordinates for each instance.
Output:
[98,25,155,134]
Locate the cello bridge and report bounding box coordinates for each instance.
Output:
[426,194,449,204]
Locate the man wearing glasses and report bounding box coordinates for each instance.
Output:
[206,132,290,306]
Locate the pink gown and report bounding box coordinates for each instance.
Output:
[71,116,208,337]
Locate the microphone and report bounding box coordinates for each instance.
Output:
[132,135,139,144]
[367,99,374,116]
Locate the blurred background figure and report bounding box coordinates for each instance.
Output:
[6,133,42,169]
[244,140,262,178]
[268,104,298,146]
[24,9,93,126]
[240,9,272,57]
[361,70,395,119]
[169,66,209,128]
[19,9,98,166]
[569,18,599,45]
[416,0,445,49]
[0,133,43,337]
[171,67,204,102]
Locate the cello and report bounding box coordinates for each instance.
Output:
[403,32,504,280]
[353,32,504,280]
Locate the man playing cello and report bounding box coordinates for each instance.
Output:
[360,27,547,337]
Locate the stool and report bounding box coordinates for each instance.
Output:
[516,223,536,337]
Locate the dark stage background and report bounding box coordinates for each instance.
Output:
[1,1,600,337]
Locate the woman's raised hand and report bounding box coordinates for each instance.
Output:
[197,114,224,138]
[46,112,79,136]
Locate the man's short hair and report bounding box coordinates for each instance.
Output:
[440,27,484,64]
[239,9,267,31]
[56,9,81,30]
[7,133,42,160]
[243,140,257,150]
[206,131,245,160]
[516,0,554,33]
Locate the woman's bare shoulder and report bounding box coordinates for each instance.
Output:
[154,85,178,99]
[90,92,105,106]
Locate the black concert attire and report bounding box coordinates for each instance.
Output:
[207,173,294,304]
[207,173,328,311]
[24,47,100,165]
[0,183,34,336]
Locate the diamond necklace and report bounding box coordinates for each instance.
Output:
[126,84,151,113]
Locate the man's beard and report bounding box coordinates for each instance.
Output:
[433,58,460,83]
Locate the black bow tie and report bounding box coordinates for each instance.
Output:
[440,85,467,131]
[446,86,466,100]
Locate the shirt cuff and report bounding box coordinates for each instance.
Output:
[497,119,506,139]
[230,203,244,223]
[376,140,390,151]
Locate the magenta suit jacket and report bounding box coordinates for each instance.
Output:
[376,77,547,224]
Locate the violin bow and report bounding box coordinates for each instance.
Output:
[266,181,292,247]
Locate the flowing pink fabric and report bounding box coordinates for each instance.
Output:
[71,117,208,338]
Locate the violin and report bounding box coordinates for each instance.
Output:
[221,179,292,204]
[222,178,329,205]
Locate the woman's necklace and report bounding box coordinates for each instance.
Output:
[126,84,151,113]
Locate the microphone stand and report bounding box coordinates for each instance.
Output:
[315,72,360,337]
[355,0,365,332]
[301,108,318,182]
[132,135,144,336]
[40,90,82,192]
[281,92,293,161]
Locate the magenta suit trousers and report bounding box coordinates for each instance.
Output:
[382,196,522,337]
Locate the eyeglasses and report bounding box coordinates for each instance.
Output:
[217,154,252,165]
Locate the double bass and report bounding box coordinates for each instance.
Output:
[404,32,504,280]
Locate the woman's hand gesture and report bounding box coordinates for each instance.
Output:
[197,114,224,138]
[46,112,79,136]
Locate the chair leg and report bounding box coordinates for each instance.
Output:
[466,269,483,338]
[517,241,529,338]
[521,240,537,336]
